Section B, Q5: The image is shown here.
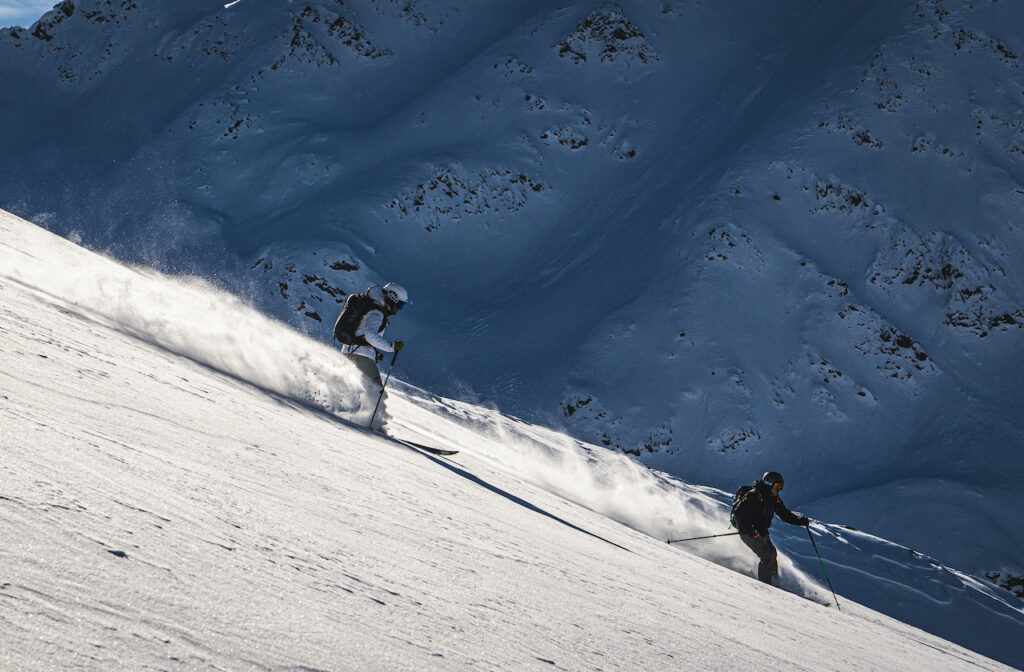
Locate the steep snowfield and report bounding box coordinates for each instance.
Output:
[3,209,1024,669]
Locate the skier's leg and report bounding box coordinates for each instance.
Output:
[757,536,779,584]
[345,354,388,429]
[345,353,383,389]
[740,533,778,584]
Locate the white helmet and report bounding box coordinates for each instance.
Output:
[382,283,409,308]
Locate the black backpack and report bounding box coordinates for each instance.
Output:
[333,293,384,346]
[730,484,756,529]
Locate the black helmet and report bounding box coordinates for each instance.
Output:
[762,471,784,486]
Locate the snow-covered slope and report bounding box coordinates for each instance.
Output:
[3,209,1024,669]
[2,0,1023,600]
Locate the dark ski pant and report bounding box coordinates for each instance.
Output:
[740,532,779,584]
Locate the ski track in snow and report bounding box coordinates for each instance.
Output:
[1,209,1022,670]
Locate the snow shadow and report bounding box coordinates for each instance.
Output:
[398,439,633,553]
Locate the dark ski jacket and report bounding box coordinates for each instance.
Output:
[733,480,805,537]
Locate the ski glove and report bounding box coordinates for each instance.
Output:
[797,516,810,527]
[394,340,405,352]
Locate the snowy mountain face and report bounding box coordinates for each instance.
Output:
[3,209,1024,670]
[2,0,1023,599]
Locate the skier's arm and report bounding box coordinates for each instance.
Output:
[359,310,395,353]
[774,498,809,526]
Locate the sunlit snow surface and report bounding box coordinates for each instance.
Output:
[2,209,1022,669]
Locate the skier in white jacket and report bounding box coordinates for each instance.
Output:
[333,283,409,430]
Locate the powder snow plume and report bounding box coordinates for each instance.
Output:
[0,212,377,424]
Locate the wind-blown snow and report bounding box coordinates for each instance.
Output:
[0,209,378,425]
[3,209,1023,669]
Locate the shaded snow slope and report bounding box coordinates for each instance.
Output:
[3,209,1024,669]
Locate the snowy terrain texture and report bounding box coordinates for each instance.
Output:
[1,0,1023,607]
[3,208,1024,670]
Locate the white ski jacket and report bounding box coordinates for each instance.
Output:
[343,285,397,361]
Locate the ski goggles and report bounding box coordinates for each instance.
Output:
[770,482,784,492]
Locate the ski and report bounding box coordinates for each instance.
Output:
[395,438,459,456]
[376,432,459,456]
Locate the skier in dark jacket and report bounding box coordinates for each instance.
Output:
[732,471,809,585]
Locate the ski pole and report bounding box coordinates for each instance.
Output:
[807,526,841,610]
[667,532,740,544]
[369,350,398,429]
